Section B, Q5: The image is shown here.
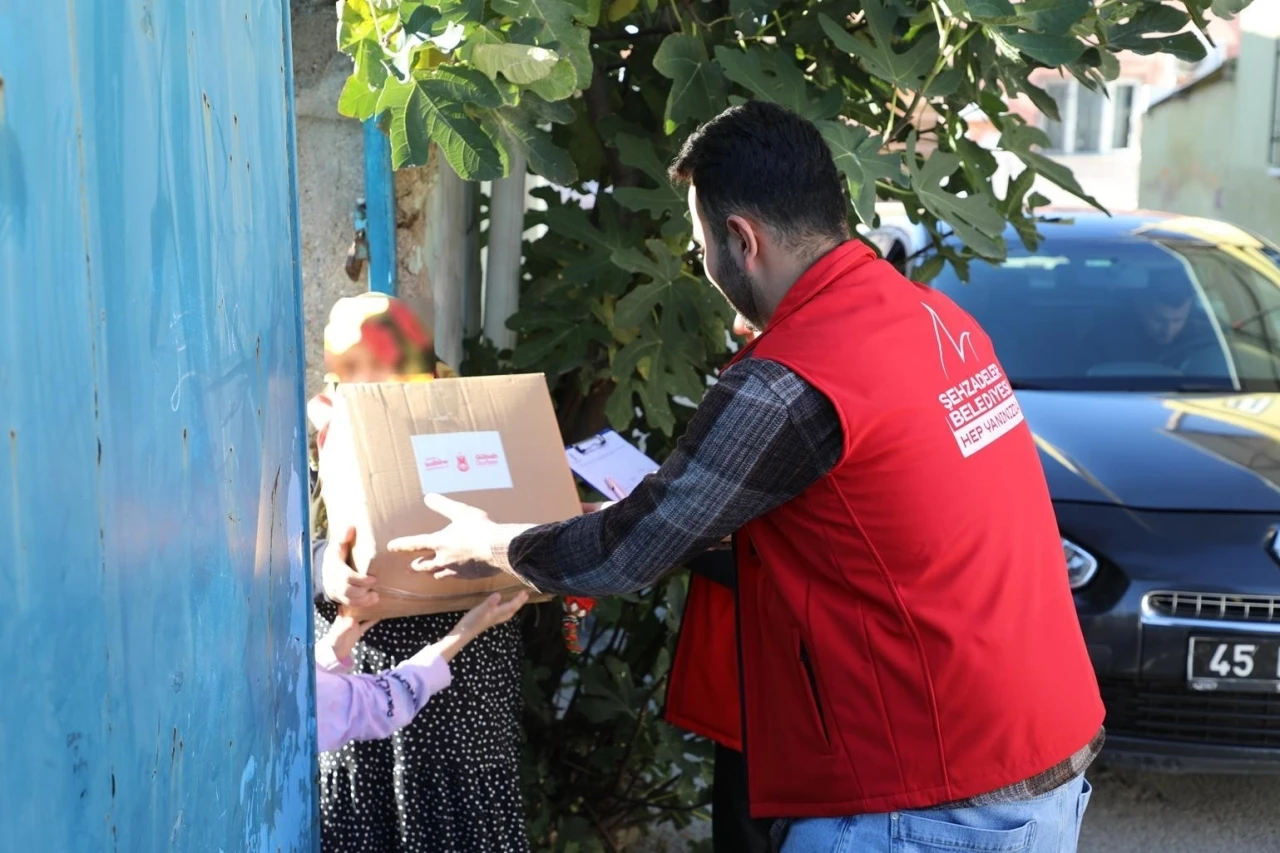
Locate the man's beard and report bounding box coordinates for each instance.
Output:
[709,245,764,331]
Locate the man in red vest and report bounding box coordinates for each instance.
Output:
[388,101,1105,851]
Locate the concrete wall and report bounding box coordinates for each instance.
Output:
[290,0,436,396]
[1138,74,1238,220]
[291,0,365,395]
[1139,0,1280,242]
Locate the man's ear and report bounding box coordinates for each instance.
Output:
[726,215,762,270]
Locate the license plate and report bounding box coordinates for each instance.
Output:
[1187,637,1280,693]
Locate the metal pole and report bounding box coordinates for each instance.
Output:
[362,118,397,295]
[484,149,526,351]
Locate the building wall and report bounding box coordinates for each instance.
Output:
[963,53,1181,212]
[1138,75,1237,221]
[0,1,316,849]
[964,20,1246,217]
[291,0,367,395]
[1139,0,1280,242]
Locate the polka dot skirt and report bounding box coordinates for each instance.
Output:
[315,603,529,853]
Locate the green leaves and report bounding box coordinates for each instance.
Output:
[653,34,727,133]
[338,73,382,121]
[610,240,722,435]
[491,0,595,87]
[818,122,900,226]
[487,101,579,185]
[996,30,1085,66]
[338,0,593,183]
[612,133,687,230]
[472,43,561,85]
[820,1,937,91]
[715,46,843,121]
[1009,0,1091,35]
[981,0,1091,66]
[1103,5,1205,62]
[376,69,505,177]
[906,133,1006,259]
[957,0,1016,20]
[612,241,687,328]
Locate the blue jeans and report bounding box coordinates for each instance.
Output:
[779,775,1092,853]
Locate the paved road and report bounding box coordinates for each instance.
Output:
[1080,765,1280,852]
[637,765,1280,852]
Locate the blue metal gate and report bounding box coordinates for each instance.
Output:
[0,1,317,849]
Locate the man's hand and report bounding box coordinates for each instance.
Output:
[387,494,520,580]
[322,527,380,607]
[580,500,616,514]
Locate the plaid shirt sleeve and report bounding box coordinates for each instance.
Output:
[504,358,844,596]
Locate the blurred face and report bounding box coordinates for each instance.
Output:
[324,341,396,384]
[689,187,765,329]
[1136,296,1192,345]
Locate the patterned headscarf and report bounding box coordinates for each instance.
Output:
[322,292,452,382]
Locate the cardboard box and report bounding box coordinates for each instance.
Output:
[319,374,579,619]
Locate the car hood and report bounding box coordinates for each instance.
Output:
[1021,390,1280,512]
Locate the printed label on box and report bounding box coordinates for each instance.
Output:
[410,431,514,495]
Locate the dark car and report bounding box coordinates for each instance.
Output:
[910,210,1280,773]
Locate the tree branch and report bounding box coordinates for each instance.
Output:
[595,26,678,42]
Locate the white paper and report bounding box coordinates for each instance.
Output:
[565,430,660,499]
[411,430,514,495]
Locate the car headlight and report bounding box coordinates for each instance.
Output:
[1063,538,1099,590]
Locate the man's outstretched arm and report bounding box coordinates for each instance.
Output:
[392,358,841,597]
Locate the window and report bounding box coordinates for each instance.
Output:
[1269,40,1280,167]
[1111,85,1136,150]
[1043,83,1068,151]
[1074,86,1106,153]
[1040,81,1140,154]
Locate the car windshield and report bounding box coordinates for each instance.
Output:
[929,223,1280,392]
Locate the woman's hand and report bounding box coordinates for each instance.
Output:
[418,591,531,663]
[323,527,380,608]
[323,607,381,662]
[455,591,530,638]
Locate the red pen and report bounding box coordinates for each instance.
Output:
[604,477,628,500]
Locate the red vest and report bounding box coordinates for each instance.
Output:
[664,241,1103,818]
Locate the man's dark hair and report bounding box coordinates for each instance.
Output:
[668,101,849,252]
[1146,278,1194,307]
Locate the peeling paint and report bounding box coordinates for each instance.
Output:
[0,1,315,850]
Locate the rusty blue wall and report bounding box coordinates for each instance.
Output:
[0,1,317,850]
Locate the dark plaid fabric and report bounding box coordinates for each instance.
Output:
[505,358,843,595]
[505,356,1099,808]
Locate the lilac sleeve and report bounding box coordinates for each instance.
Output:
[315,652,453,753]
[314,639,353,674]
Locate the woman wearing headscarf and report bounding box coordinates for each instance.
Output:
[308,293,566,853]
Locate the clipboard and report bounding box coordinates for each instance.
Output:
[565,429,660,499]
